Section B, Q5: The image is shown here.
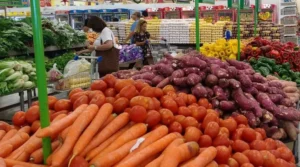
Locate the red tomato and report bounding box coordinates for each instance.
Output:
[204,122,220,139]
[104,88,116,97]
[232,152,250,166]
[178,106,191,116]
[73,95,89,110]
[68,88,83,99]
[198,135,212,147]
[25,106,40,124]
[265,138,277,150]
[166,91,177,99]
[240,163,254,167]
[90,80,107,91]
[260,150,276,167]
[48,96,58,110]
[215,146,231,164]
[140,86,155,97]
[233,114,248,125]
[152,98,161,110]
[12,111,26,127]
[250,140,267,150]
[276,147,293,162]
[255,128,267,140]
[105,97,116,105]
[31,101,39,107]
[177,92,188,104]
[202,113,219,130]
[113,97,129,114]
[275,140,286,149]
[89,94,106,108]
[242,128,257,143]
[153,88,163,98]
[227,158,239,167]
[232,140,250,152]
[159,109,174,125]
[189,106,207,122]
[87,90,104,101]
[70,92,87,104]
[220,118,237,134]
[134,80,149,92]
[119,85,137,100]
[174,96,186,107]
[182,116,198,128]
[103,74,117,88]
[162,85,176,94]
[162,99,178,114]
[168,121,183,134]
[218,127,230,138]
[174,115,186,126]
[232,128,244,141]
[31,120,41,134]
[50,110,68,121]
[184,126,202,142]
[213,135,230,147]
[145,110,161,128]
[54,99,72,112]
[69,155,88,167]
[276,158,294,167]
[114,79,134,92]
[198,98,209,109]
[187,94,197,105]
[243,150,264,167]
[129,106,147,123]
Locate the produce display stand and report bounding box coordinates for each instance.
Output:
[0,88,35,111]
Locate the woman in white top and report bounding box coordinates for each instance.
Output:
[78,16,120,76]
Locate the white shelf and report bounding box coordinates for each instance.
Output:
[284,24,298,26]
[280,14,297,18]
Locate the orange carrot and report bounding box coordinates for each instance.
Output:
[0,157,6,167]
[1,129,18,142]
[145,138,185,167]
[96,123,147,157]
[80,112,130,157]
[120,125,169,164]
[100,113,116,129]
[7,114,67,161]
[0,130,6,140]
[138,154,160,167]
[85,123,131,161]
[29,140,60,164]
[115,133,181,167]
[0,132,29,157]
[73,103,113,156]
[51,104,99,166]
[46,143,62,166]
[36,104,88,138]
[160,142,199,167]
[180,146,217,167]
[205,161,218,167]
[18,126,31,134]
[59,126,70,142]
[4,159,48,167]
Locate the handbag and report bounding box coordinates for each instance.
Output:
[96,33,120,76]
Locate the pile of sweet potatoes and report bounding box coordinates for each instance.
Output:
[113,51,300,141]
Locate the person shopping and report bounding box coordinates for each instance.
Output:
[125,12,141,44]
[78,16,120,76]
[133,20,160,65]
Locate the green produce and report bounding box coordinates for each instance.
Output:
[45,52,75,71]
[0,68,14,81]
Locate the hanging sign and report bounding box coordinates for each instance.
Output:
[200,0,215,4]
[0,0,23,6]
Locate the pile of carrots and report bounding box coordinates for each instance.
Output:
[0,74,297,167]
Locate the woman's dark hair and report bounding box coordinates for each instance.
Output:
[84,19,89,26]
[113,18,119,22]
[87,16,107,33]
[142,10,148,17]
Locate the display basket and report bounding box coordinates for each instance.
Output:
[281,16,298,25]
[284,26,298,35]
[281,7,297,15]
[284,36,299,44]
[54,70,91,91]
[281,1,296,7]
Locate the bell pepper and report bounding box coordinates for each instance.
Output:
[252,48,261,57]
[257,62,273,72]
[258,66,270,76]
[282,62,291,70]
[248,57,257,65]
[278,68,289,76]
[258,57,276,66]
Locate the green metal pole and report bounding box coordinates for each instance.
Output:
[30,0,52,163]
[254,0,259,36]
[237,0,241,60]
[195,0,200,51]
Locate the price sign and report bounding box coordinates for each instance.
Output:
[0,0,22,6]
[200,0,215,4]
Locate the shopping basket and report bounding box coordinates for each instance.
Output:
[53,55,102,91]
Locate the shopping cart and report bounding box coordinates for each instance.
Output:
[148,39,177,63]
[53,55,102,91]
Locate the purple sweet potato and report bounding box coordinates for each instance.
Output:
[253,83,268,92]
[271,128,287,140]
[187,73,202,86]
[232,88,253,111]
[251,73,267,83]
[219,101,236,111]
[256,92,280,114]
[136,79,152,85]
[140,65,155,73]
[207,59,229,68]
[226,66,237,78]
[211,99,220,108]
[268,94,284,104]
[182,56,207,69]
[226,59,252,70]
[276,106,300,121]
[213,86,227,100]
[172,77,187,87]
[183,67,200,75]
[267,87,287,97]
[268,80,283,89]
[243,87,258,96]
[218,78,229,88]
[229,79,241,89]
[244,111,259,127]
[238,74,252,88]
[192,83,208,98]
[205,74,218,87]
[282,121,298,141]
[244,93,263,118]
[262,110,274,123]
[280,98,294,107]
[171,69,185,78]
[131,72,156,80]
[260,124,279,138]
[210,64,229,78]
[155,64,174,77]
[152,75,165,86]
[156,77,170,88]
[206,87,214,98]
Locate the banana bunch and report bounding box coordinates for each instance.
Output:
[200,39,245,60]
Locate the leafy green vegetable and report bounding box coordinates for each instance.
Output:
[45,52,75,71]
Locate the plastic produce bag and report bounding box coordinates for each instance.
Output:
[64,58,91,78]
[47,63,63,82]
[119,45,143,63]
